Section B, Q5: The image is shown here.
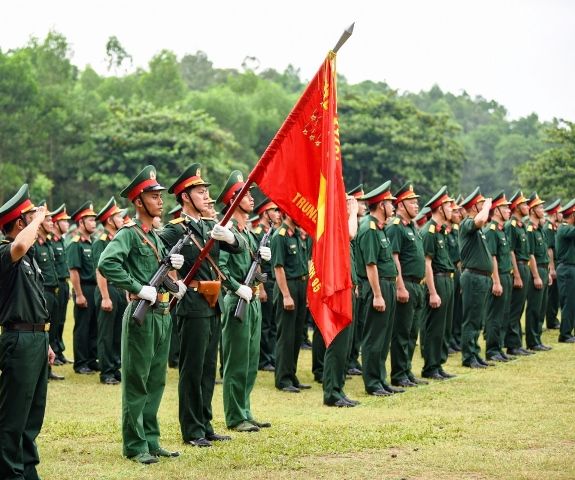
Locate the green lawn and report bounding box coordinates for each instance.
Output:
[39,314,575,480]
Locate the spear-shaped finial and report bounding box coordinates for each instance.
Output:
[332,22,355,53]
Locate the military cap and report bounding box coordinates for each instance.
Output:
[168,204,182,219]
[120,209,132,224]
[527,192,545,209]
[71,201,97,223]
[560,199,575,216]
[425,186,454,211]
[51,204,71,222]
[168,163,211,196]
[216,170,251,205]
[415,206,431,227]
[347,184,365,199]
[120,165,166,201]
[394,181,420,205]
[36,200,56,215]
[459,187,485,210]
[0,184,37,229]
[544,199,561,215]
[254,196,278,215]
[490,191,511,211]
[96,197,122,223]
[509,190,528,210]
[359,180,396,205]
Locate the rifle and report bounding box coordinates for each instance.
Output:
[234,228,273,321]
[132,227,193,326]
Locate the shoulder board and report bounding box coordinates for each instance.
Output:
[1,239,10,244]
[490,223,496,231]
[47,234,52,240]
[453,224,459,231]
[99,233,108,241]
[369,221,376,230]
[393,218,401,225]
[428,224,436,234]
[511,219,517,227]
[254,226,262,234]
[201,217,215,222]
[279,227,286,236]
[169,217,185,225]
[71,235,80,243]
[527,225,533,232]
[120,221,136,230]
[548,223,553,230]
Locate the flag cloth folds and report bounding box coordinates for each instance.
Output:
[250,51,352,347]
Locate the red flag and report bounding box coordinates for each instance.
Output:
[250,52,352,347]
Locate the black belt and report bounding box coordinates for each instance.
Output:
[288,275,308,281]
[403,276,424,284]
[434,272,454,278]
[2,323,50,333]
[463,268,491,277]
[537,263,549,268]
[45,286,59,294]
[380,276,396,283]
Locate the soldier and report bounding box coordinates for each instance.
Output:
[67,201,99,374]
[388,182,426,387]
[504,191,534,356]
[253,197,280,372]
[459,187,493,368]
[216,171,272,430]
[484,192,514,362]
[93,197,126,385]
[50,204,72,365]
[448,197,464,352]
[525,193,553,351]
[98,165,185,464]
[160,164,240,446]
[420,187,457,379]
[544,199,561,330]
[0,185,54,480]
[271,211,310,393]
[355,181,401,396]
[167,203,182,369]
[556,199,575,343]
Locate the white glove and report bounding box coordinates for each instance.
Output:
[211,223,235,244]
[170,253,185,270]
[138,285,157,305]
[259,246,271,262]
[235,285,253,303]
[173,280,187,300]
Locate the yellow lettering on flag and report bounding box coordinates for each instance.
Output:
[316,174,326,240]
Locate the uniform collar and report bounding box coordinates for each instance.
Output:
[369,215,385,230]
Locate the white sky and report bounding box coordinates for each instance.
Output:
[2,0,574,121]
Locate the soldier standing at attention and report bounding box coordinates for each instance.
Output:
[93,197,126,385]
[543,199,561,330]
[50,204,72,365]
[447,197,463,353]
[98,165,185,464]
[458,187,493,368]
[484,192,514,362]
[0,185,55,480]
[160,164,240,447]
[217,171,272,430]
[67,202,99,375]
[525,193,553,351]
[556,199,575,343]
[166,203,182,369]
[355,181,401,396]
[420,187,457,380]
[504,191,534,356]
[388,182,426,388]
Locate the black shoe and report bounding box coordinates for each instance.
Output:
[548,323,561,329]
[448,347,457,355]
[168,362,179,369]
[347,367,362,376]
[392,379,417,388]
[422,372,445,381]
[300,343,312,350]
[486,354,507,363]
[295,383,311,390]
[185,438,212,447]
[500,352,515,361]
[52,358,65,366]
[324,398,355,407]
[463,360,487,369]
[409,376,429,385]
[507,348,526,356]
[206,432,232,441]
[383,384,405,394]
[314,377,323,384]
[539,344,552,351]
[249,419,271,428]
[58,355,73,364]
[114,371,122,381]
[451,344,462,352]
[280,385,300,393]
[49,371,65,381]
[519,347,535,355]
[75,367,96,375]
[343,396,360,406]
[438,369,457,379]
[476,357,495,367]
[559,336,575,343]
[101,377,120,385]
[151,447,180,457]
[261,364,275,372]
[369,388,392,397]
[530,344,546,352]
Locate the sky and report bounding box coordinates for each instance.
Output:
[1,0,574,121]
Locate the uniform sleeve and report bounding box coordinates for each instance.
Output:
[0,243,16,274]
[422,230,436,258]
[218,248,241,292]
[92,240,105,271]
[358,228,379,265]
[271,233,286,268]
[460,218,476,237]
[98,229,143,294]
[66,242,83,270]
[386,224,402,254]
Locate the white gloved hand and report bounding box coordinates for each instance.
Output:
[173,280,187,300]
[138,285,157,305]
[170,253,185,270]
[259,246,272,261]
[211,223,235,244]
[235,285,253,303]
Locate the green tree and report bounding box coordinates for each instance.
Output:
[140,50,186,106]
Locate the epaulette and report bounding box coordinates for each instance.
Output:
[453,224,459,231]
[428,224,436,234]
[169,217,185,225]
[393,218,401,225]
[47,234,52,241]
[71,235,80,243]
[490,223,496,231]
[527,225,533,232]
[548,223,553,230]
[120,221,136,229]
[99,233,108,241]
[254,226,262,234]
[369,221,376,230]
[279,227,286,236]
[511,219,517,227]
[1,239,10,245]
[201,217,215,222]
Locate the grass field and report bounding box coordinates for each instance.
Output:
[39,314,575,480]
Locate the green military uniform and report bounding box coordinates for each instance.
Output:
[556,200,575,342]
[447,222,462,351]
[356,182,398,394]
[459,188,493,366]
[93,198,126,384]
[388,182,426,386]
[271,222,309,390]
[525,193,550,350]
[504,191,531,352]
[484,193,513,360]
[0,185,50,480]
[166,204,182,369]
[50,204,72,362]
[67,201,99,373]
[544,199,561,329]
[98,166,173,460]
